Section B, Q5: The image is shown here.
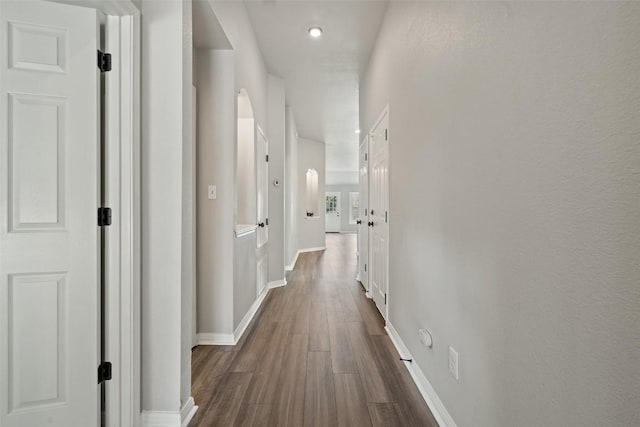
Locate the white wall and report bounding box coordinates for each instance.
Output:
[267,75,286,282]
[326,170,358,186]
[284,107,299,269]
[141,0,186,415]
[195,48,235,336]
[297,138,326,251]
[180,0,193,411]
[325,184,359,233]
[360,2,640,426]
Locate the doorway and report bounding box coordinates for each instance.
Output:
[0,1,140,426]
[367,107,389,319]
[325,192,341,233]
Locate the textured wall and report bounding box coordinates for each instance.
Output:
[361,2,640,426]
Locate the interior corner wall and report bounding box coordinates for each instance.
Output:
[195,48,236,336]
[360,2,640,426]
[180,0,193,410]
[297,138,326,251]
[267,75,286,282]
[284,107,299,268]
[140,0,184,414]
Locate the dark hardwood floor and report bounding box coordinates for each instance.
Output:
[190,233,438,427]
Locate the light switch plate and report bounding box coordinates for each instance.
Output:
[449,346,459,380]
[208,185,217,200]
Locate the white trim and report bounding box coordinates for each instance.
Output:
[235,224,257,237]
[385,323,457,427]
[180,397,198,427]
[285,247,326,271]
[233,286,269,342]
[305,215,321,221]
[285,250,300,271]
[197,332,235,346]
[141,410,181,427]
[196,279,287,347]
[94,3,141,427]
[268,278,287,288]
[299,246,326,253]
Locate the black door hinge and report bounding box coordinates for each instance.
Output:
[265,218,269,226]
[97,50,112,72]
[98,207,112,226]
[364,264,367,272]
[385,129,388,141]
[385,211,388,223]
[365,153,368,161]
[266,155,269,162]
[98,361,112,383]
[384,293,387,304]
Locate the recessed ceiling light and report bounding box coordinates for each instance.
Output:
[355,129,361,134]
[308,27,323,38]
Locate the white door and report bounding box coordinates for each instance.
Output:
[256,126,268,248]
[358,136,369,289]
[325,192,341,233]
[0,1,100,426]
[369,110,389,318]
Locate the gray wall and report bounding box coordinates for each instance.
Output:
[233,233,257,328]
[141,0,186,413]
[196,2,272,340]
[360,2,640,426]
[297,138,326,250]
[267,76,286,282]
[195,48,235,336]
[284,107,299,268]
[325,184,359,233]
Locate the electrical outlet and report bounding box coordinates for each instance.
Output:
[208,185,217,200]
[448,346,459,380]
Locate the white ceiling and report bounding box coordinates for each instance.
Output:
[244,0,388,174]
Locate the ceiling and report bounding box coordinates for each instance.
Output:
[245,0,388,175]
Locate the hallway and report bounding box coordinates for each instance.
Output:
[190,234,437,426]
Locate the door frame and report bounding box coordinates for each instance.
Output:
[325,191,342,233]
[52,1,141,426]
[358,135,369,294]
[368,105,390,321]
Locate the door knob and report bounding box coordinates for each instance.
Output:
[368,221,374,227]
[258,222,265,228]
[356,220,362,225]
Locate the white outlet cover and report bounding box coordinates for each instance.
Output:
[208,185,217,200]
[449,346,459,380]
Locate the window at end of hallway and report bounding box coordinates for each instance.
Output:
[349,192,359,224]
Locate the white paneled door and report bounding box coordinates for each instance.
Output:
[0,1,100,426]
[256,126,269,248]
[325,192,341,233]
[369,110,389,319]
[358,136,369,289]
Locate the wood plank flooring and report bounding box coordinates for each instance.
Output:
[190,234,438,427]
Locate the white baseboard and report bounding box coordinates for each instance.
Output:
[385,323,457,427]
[268,278,287,288]
[298,246,326,253]
[141,410,181,427]
[285,250,300,271]
[181,397,198,427]
[233,287,269,342]
[196,332,234,346]
[197,280,281,347]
